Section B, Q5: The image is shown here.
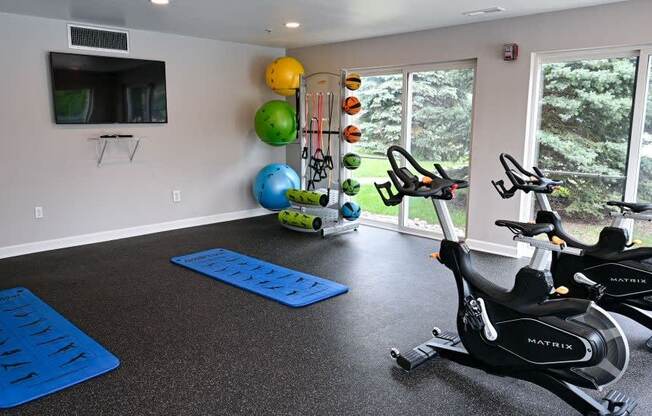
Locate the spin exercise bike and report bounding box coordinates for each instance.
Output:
[493,153,652,351]
[375,146,636,416]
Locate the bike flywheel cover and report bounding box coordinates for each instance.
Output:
[569,303,629,388]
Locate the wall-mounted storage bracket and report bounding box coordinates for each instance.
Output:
[90,135,141,167]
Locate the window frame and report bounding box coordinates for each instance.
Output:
[524,45,652,230]
[346,59,477,240]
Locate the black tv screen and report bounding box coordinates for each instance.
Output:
[50,52,167,124]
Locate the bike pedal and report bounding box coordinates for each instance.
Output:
[602,390,637,415]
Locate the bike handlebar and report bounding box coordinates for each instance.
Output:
[492,153,563,199]
[374,145,469,206]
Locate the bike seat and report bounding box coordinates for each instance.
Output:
[607,201,652,213]
[495,220,553,237]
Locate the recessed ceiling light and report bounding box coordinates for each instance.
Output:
[285,22,301,29]
[462,6,505,17]
[150,0,170,5]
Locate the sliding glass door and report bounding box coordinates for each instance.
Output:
[351,72,403,225]
[405,66,474,236]
[349,61,476,238]
[531,48,652,244]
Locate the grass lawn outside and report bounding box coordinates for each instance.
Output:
[564,219,652,246]
[635,222,652,246]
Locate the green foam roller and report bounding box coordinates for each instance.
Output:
[278,210,322,231]
[286,189,329,207]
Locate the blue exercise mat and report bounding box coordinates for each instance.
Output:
[171,248,348,307]
[0,287,119,409]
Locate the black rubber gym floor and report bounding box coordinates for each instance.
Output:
[1,215,651,415]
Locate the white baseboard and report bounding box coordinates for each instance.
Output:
[464,238,521,258]
[0,208,270,260]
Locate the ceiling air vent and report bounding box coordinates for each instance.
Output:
[68,24,129,53]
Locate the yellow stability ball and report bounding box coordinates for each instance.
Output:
[265,57,305,96]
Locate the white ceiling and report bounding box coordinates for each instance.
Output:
[0,0,630,48]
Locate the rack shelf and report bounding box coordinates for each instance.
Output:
[89,135,141,167]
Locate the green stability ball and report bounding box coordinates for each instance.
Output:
[254,100,297,146]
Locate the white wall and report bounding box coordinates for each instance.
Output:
[288,0,652,255]
[0,12,285,255]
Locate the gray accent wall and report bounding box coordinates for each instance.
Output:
[287,0,652,252]
[0,12,284,249]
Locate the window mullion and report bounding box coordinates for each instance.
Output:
[398,69,412,230]
[624,51,651,202]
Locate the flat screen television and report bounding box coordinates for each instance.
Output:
[50,52,167,124]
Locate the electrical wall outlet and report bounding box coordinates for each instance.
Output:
[172,190,181,203]
[34,206,44,219]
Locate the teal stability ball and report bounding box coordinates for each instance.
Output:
[253,163,300,211]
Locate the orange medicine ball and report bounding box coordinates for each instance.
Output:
[343,125,362,143]
[343,96,362,115]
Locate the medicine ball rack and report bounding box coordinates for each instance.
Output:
[277,70,360,237]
